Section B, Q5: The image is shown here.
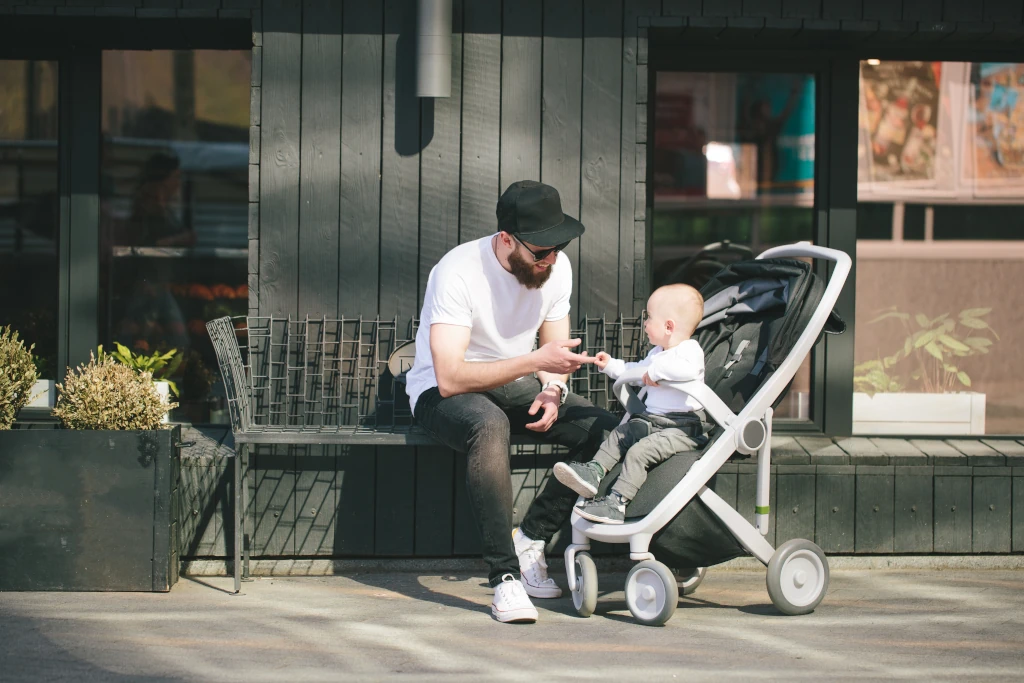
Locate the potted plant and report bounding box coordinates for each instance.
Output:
[853,306,997,435]
[0,353,183,591]
[99,342,181,423]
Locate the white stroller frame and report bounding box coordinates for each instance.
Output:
[563,243,852,625]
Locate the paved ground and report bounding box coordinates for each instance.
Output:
[2,568,1023,682]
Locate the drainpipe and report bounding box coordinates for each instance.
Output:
[417,0,452,97]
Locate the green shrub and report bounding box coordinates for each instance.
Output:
[99,342,181,397]
[0,326,39,429]
[54,355,175,430]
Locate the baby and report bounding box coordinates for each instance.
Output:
[553,283,709,524]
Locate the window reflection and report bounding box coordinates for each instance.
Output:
[100,50,250,424]
[652,71,816,421]
[856,61,1024,435]
[0,60,58,381]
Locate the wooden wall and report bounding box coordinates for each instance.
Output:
[249,0,659,324]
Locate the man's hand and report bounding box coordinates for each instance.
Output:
[526,386,562,432]
[642,372,659,387]
[594,351,611,370]
[534,338,593,375]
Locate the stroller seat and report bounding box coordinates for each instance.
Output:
[563,242,851,626]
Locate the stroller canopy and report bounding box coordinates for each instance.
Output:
[697,258,845,414]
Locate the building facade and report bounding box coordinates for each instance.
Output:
[3,0,1023,561]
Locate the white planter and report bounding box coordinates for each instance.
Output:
[26,379,56,409]
[154,381,172,424]
[853,392,986,435]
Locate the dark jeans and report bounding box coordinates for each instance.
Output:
[414,377,618,587]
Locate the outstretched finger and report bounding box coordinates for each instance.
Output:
[527,398,542,416]
[557,338,582,348]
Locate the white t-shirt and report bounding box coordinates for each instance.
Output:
[601,339,705,415]
[405,234,573,413]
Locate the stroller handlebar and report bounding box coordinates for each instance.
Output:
[756,241,852,271]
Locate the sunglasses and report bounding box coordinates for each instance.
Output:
[513,235,572,262]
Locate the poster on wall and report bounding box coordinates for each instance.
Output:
[859,61,941,184]
[964,63,1024,193]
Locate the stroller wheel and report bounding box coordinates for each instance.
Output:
[766,539,829,615]
[674,566,707,595]
[572,552,598,617]
[625,560,678,626]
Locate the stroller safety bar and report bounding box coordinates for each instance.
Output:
[613,373,737,427]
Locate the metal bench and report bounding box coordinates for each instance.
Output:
[207,314,647,593]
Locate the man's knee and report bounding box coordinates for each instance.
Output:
[466,411,511,451]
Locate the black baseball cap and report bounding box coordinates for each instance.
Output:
[496,180,585,247]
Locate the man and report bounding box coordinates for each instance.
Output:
[405,180,619,623]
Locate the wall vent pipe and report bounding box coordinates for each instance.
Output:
[417,0,452,97]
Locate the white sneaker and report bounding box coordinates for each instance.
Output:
[513,528,562,598]
[491,574,538,623]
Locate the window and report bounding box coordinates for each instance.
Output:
[100,50,251,424]
[855,61,1024,435]
[652,70,817,421]
[0,60,59,380]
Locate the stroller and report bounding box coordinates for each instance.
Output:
[564,242,850,625]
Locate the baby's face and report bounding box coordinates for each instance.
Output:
[644,298,671,347]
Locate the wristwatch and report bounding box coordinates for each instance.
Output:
[542,380,569,405]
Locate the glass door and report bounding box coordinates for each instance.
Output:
[651,68,818,422]
[0,60,60,385]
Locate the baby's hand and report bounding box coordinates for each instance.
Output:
[642,372,659,387]
[594,351,611,370]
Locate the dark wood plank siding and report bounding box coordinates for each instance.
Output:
[498,0,541,190]
[298,0,342,317]
[541,0,584,313]
[418,0,464,309]
[339,0,383,314]
[578,0,623,316]
[620,0,660,315]
[258,0,302,315]
[459,0,501,243]
[380,0,422,321]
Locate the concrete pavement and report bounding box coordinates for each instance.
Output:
[2,568,1023,681]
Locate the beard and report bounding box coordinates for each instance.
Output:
[508,247,553,290]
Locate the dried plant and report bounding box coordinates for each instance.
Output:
[0,326,40,429]
[53,355,176,430]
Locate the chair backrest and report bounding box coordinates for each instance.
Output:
[206,316,253,433]
[205,314,652,432]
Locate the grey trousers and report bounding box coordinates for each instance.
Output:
[591,410,709,500]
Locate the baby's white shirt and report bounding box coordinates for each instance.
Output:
[601,339,705,415]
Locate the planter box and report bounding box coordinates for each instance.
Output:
[853,392,986,435]
[0,427,181,591]
[26,379,56,409]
